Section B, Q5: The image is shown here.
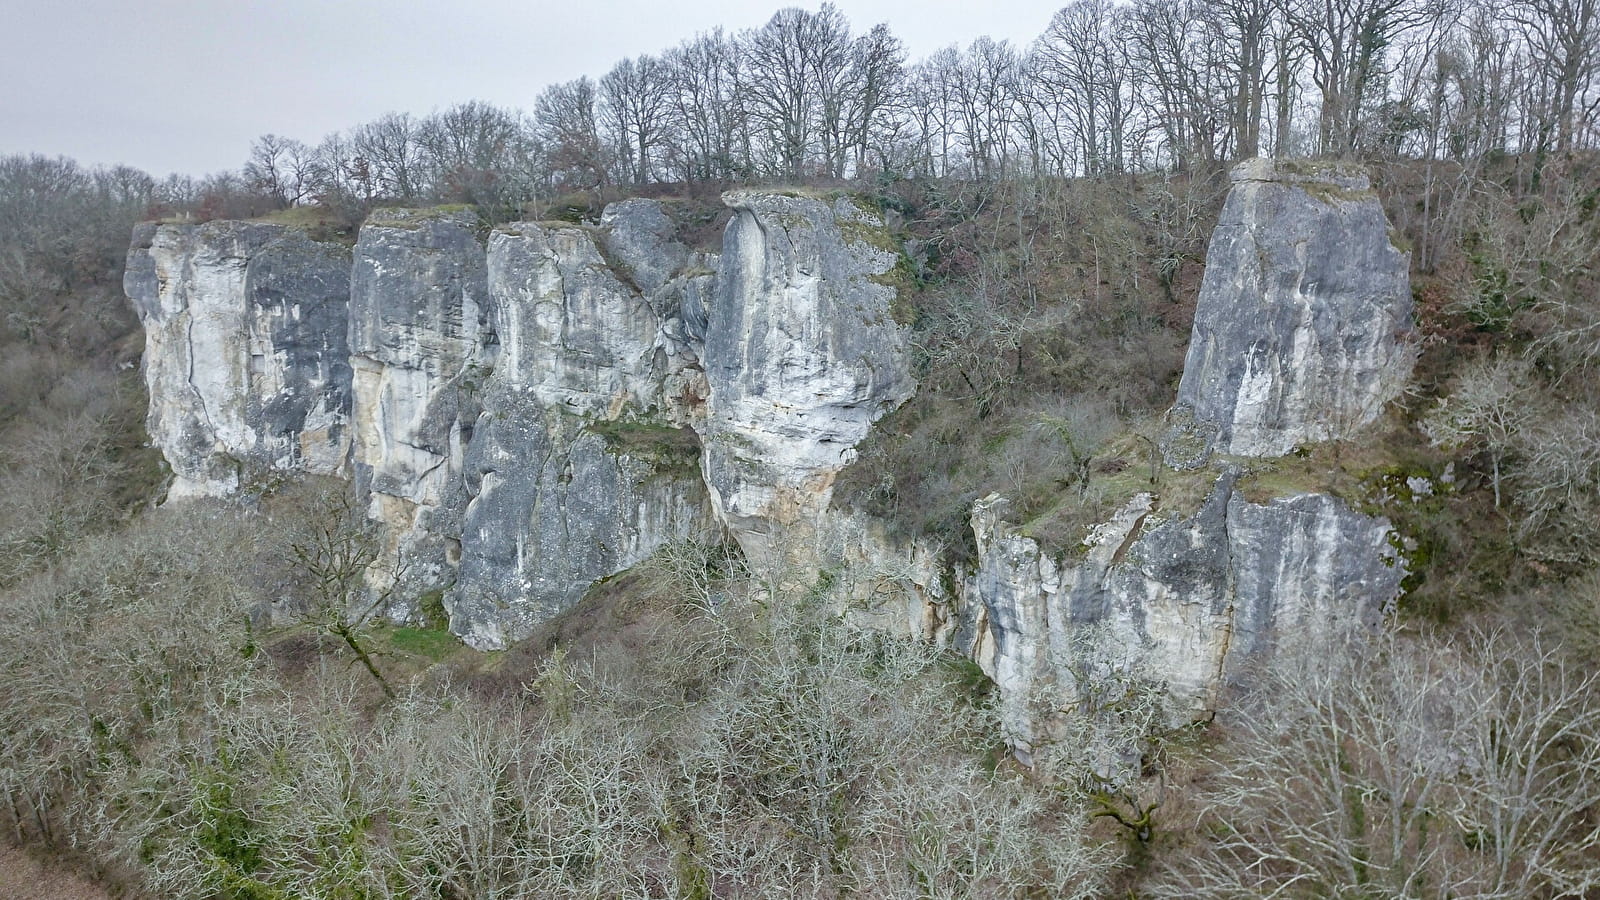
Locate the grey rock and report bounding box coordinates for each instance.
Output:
[967,476,1402,748]
[701,191,915,569]
[449,213,718,648]
[1172,158,1414,460]
[484,221,666,416]
[599,198,689,296]
[453,400,714,649]
[126,220,352,498]
[1223,489,1400,673]
[348,208,494,604]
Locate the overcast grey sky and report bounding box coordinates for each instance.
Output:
[0,0,1056,178]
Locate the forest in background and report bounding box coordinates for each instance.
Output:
[2,0,1599,895]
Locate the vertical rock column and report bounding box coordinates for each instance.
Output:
[1168,158,1413,462]
[126,220,352,498]
[348,209,494,605]
[965,158,1414,751]
[701,191,915,572]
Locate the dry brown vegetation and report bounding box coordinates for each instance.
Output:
[5,12,1600,881]
[835,172,1214,562]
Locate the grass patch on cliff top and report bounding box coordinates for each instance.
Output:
[246,205,360,244]
[362,204,479,229]
[1016,431,1223,554]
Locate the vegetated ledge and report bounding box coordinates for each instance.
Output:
[585,417,703,476]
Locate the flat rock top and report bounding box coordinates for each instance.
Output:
[362,206,479,230]
[1230,157,1371,192]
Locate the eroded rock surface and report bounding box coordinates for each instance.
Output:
[348,208,494,602]
[450,213,717,649]
[1171,158,1413,461]
[701,191,914,570]
[966,476,1402,756]
[126,220,352,498]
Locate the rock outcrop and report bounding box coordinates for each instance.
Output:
[1169,158,1413,462]
[702,191,915,570]
[126,170,1410,744]
[126,220,352,498]
[966,477,1402,756]
[954,159,1414,755]
[347,208,495,603]
[449,215,716,649]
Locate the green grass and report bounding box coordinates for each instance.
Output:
[384,625,460,662]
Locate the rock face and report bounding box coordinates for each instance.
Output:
[966,477,1402,756]
[125,171,1410,743]
[1171,158,1413,461]
[960,161,1412,754]
[126,220,352,498]
[346,208,495,603]
[449,215,716,649]
[702,191,915,569]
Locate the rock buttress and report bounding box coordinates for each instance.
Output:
[966,477,1401,759]
[701,191,914,571]
[348,208,494,607]
[126,220,352,498]
[449,209,717,649]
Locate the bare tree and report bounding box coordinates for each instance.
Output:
[948,38,1024,179]
[1421,355,1536,507]
[417,101,533,216]
[350,112,426,201]
[845,23,909,174]
[286,487,399,699]
[1502,0,1600,154]
[1034,0,1137,175]
[1150,629,1600,898]
[244,134,319,208]
[1287,0,1454,155]
[906,47,966,177]
[741,5,855,178]
[662,30,744,182]
[1214,0,1279,158]
[600,54,673,185]
[535,77,609,192]
[1126,0,1232,169]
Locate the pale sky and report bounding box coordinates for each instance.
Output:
[0,0,1057,178]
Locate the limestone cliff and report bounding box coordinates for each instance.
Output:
[125,172,1410,744]
[950,158,1414,754]
[965,480,1402,755]
[450,212,716,650]
[702,191,915,570]
[1169,158,1414,463]
[126,220,352,499]
[348,208,495,603]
